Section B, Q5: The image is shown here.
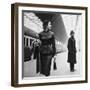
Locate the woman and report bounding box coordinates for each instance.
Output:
[39,21,56,76]
[67,30,77,72]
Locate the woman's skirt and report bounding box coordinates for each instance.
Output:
[40,54,52,76]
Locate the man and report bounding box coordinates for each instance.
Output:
[67,30,77,72]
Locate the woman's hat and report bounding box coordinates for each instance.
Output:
[70,30,75,35]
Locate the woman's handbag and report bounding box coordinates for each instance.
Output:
[53,57,57,70]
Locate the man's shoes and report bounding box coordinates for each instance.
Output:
[70,69,76,72]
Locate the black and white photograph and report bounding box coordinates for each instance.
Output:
[23,11,82,77]
[11,3,88,87]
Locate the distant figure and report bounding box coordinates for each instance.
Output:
[32,39,41,73]
[39,21,56,76]
[67,30,77,72]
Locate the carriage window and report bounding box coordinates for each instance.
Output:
[26,38,28,47]
[24,37,25,46]
[30,39,33,46]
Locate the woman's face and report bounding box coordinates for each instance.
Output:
[47,21,52,30]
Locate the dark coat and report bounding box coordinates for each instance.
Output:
[32,40,41,73]
[67,37,76,64]
[39,30,56,76]
[39,30,56,56]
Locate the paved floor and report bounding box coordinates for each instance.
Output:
[24,51,82,77]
